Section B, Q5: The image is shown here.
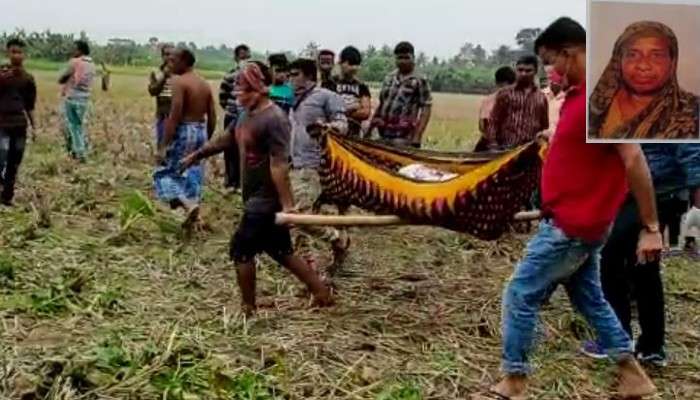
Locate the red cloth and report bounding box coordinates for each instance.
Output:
[236,63,267,95]
[541,85,628,242]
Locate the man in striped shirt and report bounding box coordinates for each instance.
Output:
[148,43,174,146]
[218,44,251,191]
[487,55,549,150]
[474,66,516,152]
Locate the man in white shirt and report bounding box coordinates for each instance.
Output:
[539,65,566,139]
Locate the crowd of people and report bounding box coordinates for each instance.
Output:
[1,15,700,399]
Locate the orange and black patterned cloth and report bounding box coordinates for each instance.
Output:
[316,133,544,240]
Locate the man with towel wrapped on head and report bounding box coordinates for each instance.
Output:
[181,62,333,315]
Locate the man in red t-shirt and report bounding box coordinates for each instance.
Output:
[484,18,661,400]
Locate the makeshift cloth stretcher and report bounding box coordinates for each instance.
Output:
[312,132,546,241]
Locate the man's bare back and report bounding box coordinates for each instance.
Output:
[173,71,213,123]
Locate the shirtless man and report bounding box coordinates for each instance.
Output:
[153,48,216,228]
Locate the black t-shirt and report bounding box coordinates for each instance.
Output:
[235,104,291,214]
[334,77,371,137]
[320,75,337,92]
[0,65,36,129]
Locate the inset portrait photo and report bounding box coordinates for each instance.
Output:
[588,0,700,142]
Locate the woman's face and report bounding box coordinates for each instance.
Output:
[621,36,673,95]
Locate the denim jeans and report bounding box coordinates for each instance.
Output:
[0,127,27,203]
[501,220,632,375]
[62,98,90,159]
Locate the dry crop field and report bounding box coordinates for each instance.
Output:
[0,70,698,399]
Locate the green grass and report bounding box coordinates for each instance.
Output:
[376,382,422,400]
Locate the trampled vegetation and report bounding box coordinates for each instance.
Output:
[1,72,699,400]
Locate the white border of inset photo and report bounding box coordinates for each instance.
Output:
[586,0,700,143]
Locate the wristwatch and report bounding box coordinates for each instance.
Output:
[643,223,660,234]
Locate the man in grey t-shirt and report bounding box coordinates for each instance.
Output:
[288,58,349,275]
[58,40,95,162]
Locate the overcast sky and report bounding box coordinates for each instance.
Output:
[1,0,585,58]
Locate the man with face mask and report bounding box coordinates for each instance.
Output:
[486,55,549,151]
[481,17,659,400]
[576,22,700,368]
[371,41,432,148]
[180,62,333,316]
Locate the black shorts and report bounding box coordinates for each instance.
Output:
[230,212,293,264]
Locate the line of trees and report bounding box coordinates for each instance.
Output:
[1,28,542,94]
[0,30,256,71]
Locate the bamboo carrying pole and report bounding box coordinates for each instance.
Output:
[275,210,542,227]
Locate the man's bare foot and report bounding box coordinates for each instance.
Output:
[489,375,528,399]
[195,212,213,232]
[311,288,335,308]
[303,253,319,273]
[616,357,656,398]
[257,298,277,309]
[329,235,351,276]
[182,204,200,234]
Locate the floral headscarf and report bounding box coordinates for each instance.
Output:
[589,21,699,139]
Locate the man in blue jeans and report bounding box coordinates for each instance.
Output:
[0,38,36,206]
[485,18,660,399]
